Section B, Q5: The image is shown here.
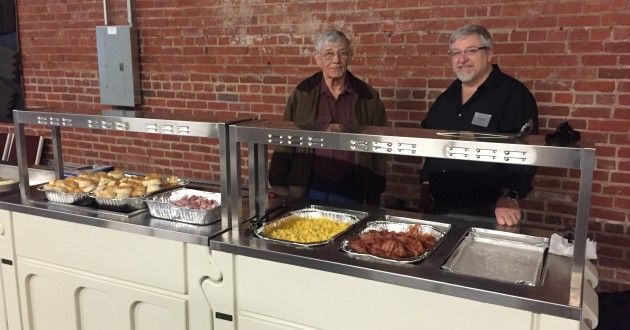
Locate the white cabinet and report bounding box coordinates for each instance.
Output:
[11,212,189,330]
[8,212,239,330]
[234,255,581,330]
[17,258,186,330]
[0,209,22,330]
[187,245,236,330]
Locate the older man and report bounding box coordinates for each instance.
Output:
[421,25,539,226]
[269,29,387,205]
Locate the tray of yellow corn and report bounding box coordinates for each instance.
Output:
[252,205,367,247]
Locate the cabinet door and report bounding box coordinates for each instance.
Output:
[0,265,7,330]
[236,256,535,330]
[17,259,186,330]
[0,210,22,330]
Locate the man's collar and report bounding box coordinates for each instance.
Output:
[319,75,354,96]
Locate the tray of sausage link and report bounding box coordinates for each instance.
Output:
[341,216,451,264]
[251,205,367,247]
[145,188,221,225]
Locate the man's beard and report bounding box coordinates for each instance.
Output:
[455,68,477,83]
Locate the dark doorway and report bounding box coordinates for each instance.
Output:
[0,0,23,122]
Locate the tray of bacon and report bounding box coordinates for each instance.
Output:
[341,220,446,264]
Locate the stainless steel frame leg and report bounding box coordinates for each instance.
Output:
[228,125,242,231]
[248,143,268,218]
[219,123,231,229]
[571,149,595,296]
[14,121,29,200]
[51,126,63,178]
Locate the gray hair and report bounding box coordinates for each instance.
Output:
[449,25,493,49]
[314,29,351,53]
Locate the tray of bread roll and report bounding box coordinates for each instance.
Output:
[89,172,185,211]
[40,170,185,211]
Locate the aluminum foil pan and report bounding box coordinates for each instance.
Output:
[145,188,221,225]
[37,186,91,204]
[89,178,188,211]
[254,206,365,247]
[90,195,146,211]
[341,221,445,264]
[442,227,549,286]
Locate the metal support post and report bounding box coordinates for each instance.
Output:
[248,143,268,218]
[228,125,242,231]
[218,123,231,229]
[14,121,29,200]
[51,126,63,179]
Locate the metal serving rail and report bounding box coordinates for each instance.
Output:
[12,109,252,229]
[222,120,596,320]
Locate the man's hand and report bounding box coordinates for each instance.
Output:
[269,186,290,198]
[326,123,344,132]
[495,196,521,226]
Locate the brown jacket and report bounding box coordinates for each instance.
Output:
[268,71,387,205]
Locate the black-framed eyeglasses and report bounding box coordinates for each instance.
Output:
[448,46,489,58]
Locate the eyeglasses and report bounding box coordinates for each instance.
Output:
[448,46,489,58]
[320,50,350,61]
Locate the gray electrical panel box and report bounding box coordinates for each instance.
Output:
[96,25,141,107]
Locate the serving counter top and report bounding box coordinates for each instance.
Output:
[210,199,581,320]
[0,185,229,246]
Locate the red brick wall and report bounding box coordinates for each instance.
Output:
[12,0,630,291]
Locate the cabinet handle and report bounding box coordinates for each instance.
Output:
[1,258,13,265]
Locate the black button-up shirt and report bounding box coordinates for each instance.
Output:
[421,64,538,209]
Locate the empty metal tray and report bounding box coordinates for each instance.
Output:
[442,228,549,286]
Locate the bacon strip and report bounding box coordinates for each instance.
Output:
[348,224,437,260]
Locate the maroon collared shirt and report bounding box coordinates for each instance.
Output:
[312,77,357,183]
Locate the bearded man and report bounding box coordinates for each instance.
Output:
[420,25,539,226]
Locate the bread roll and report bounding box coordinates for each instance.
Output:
[108,170,125,179]
[81,184,96,193]
[146,184,161,194]
[142,178,162,187]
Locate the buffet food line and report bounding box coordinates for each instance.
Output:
[1,110,598,329]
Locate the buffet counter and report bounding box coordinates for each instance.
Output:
[0,111,597,330]
[0,185,228,245]
[0,189,592,330]
[210,200,582,320]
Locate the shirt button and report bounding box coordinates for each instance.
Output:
[458,113,462,117]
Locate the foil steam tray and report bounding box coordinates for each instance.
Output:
[37,186,91,204]
[442,227,549,286]
[254,205,366,247]
[145,188,221,225]
[91,194,146,211]
[89,178,188,211]
[341,220,447,264]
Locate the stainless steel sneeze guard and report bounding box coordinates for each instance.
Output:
[227,120,596,321]
[13,110,253,231]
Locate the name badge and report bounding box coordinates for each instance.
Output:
[471,112,491,127]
